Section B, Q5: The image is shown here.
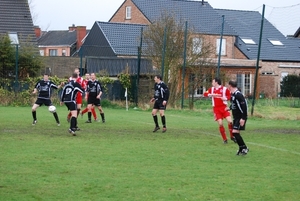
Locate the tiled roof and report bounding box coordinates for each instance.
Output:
[0,0,36,44]
[38,30,77,46]
[81,21,147,57]
[131,0,236,35]
[215,9,300,62]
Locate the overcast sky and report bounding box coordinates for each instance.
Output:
[30,0,300,36]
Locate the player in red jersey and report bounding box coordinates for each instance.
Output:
[80,73,98,121]
[203,77,236,144]
[67,68,85,121]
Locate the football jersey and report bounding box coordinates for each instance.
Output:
[61,80,84,102]
[204,86,231,107]
[153,81,169,101]
[86,80,102,97]
[35,79,58,99]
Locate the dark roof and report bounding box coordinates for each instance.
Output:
[131,0,236,35]
[0,0,36,45]
[37,30,77,46]
[86,57,154,76]
[81,21,147,57]
[294,27,300,38]
[215,9,300,62]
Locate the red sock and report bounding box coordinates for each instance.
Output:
[219,125,227,141]
[92,108,97,120]
[67,112,72,119]
[228,123,233,138]
[81,107,88,115]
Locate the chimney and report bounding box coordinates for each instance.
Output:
[69,24,76,31]
[76,26,87,50]
[34,26,41,38]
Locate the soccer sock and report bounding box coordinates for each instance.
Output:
[228,123,233,138]
[32,111,37,120]
[161,115,166,128]
[77,109,81,117]
[153,115,159,127]
[81,107,88,115]
[219,125,227,141]
[92,108,97,120]
[100,113,105,121]
[88,112,92,121]
[67,112,72,119]
[233,133,247,149]
[53,112,59,123]
[71,116,76,130]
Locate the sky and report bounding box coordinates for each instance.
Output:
[30,0,300,36]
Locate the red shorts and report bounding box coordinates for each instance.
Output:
[76,93,83,104]
[213,106,230,121]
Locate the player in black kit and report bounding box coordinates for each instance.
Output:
[60,73,84,136]
[150,75,169,133]
[227,80,249,155]
[85,73,105,123]
[31,74,62,126]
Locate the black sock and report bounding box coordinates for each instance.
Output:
[161,115,166,128]
[100,113,105,121]
[153,115,159,127]
[32,111,36,120]
[77,109,81,117]
[71,117,76,130]
[88,112,91,121]
[53,112,59,123]
[233,133,247,149]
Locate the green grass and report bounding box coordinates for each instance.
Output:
[0,106,300,201]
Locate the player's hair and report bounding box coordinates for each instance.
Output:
[72,73,78,78]
[155,74,162,80]
[214,77,221,85]
[228,80,238,87]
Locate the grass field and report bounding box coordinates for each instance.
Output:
[0,105,300,201]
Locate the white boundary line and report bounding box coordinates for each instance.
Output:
[132,119,300,156]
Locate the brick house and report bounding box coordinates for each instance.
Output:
[36,25,88,57]
[107,0,300,98]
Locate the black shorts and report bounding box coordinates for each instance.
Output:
[35,98,52,106]
[153,100,166,110]
[233,118,247,130]
[65,102,77,111]
[87,96,101,106]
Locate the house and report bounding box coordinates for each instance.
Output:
[106,0,300,98]
[0,0,36,45]
[36,25,88,57]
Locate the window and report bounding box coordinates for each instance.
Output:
[39,50,44,56]
[216,38,226,55]
[49,49,58,56]
[237,73,251,96]
[241,37,256,45]
[126,6,131,19]
[62,49,66,56]
[268,39,284,46]
[281,72,288,81]
[188,74,206,97]
[192,37,202,54]
[8,32,19,44]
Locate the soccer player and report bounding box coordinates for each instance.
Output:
[31,73,62,126]
[203,77,236,144]
[66,68,85,122]
[150,75,169,133]
[60,73,84,136]
[85,73,105,123]
[227,80,249,155]
[80,73,98,121]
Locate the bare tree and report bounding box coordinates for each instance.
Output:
[143,11,215,108]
